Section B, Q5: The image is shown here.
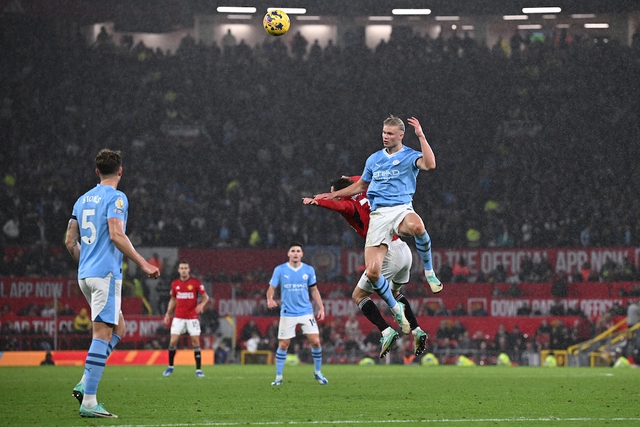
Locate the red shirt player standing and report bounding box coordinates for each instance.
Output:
[163,260,209,377]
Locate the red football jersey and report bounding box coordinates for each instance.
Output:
[170,277,206,319]
[315,176,398,241]
[316,193,370,240]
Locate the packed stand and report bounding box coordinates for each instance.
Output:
[1,15,640,282]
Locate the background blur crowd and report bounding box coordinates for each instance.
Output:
[1,15,640,279]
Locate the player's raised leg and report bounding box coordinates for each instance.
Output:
[398,213,442,294]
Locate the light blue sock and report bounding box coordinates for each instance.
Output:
[415,230,433,271]
[275,348,287,377]
[84,338,109,395]
[106,333,121,358]
[311,347,323,373]
[373,276,398,309]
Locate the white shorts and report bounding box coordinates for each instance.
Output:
[278,314,319,339]
[357,238,413,293]
[366,205,415,248]
[171,318,201,336]
[79,274,122,325]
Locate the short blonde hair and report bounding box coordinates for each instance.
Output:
[383,115,405,133]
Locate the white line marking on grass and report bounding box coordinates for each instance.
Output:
[69,417,640,426]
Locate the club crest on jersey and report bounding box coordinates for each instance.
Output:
[302,274,308,280]
[392,160,400,165]
[188,285,193,290]
[115,197,124,209]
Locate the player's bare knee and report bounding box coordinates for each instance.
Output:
[408,222,425,236]
[278,339,290,351]
[365,269,380,283]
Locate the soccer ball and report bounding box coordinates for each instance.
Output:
[263,9,290,36]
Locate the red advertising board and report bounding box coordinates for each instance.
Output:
[342,247,640,277]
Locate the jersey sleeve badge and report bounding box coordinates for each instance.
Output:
[115,197,125,209]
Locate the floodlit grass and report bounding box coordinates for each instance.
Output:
[2,364,640,426]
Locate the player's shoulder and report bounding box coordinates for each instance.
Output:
[401,145,422,157]
[302,262,316,272]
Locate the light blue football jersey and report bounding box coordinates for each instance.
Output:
[269,262,317,317]
[361,145,423,211]
[71,184,128,280]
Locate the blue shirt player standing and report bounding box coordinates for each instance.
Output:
[65,149,160,418]
[315,116,443,346]
[266,243,328,386]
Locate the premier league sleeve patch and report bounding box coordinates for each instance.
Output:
[112,197,125,215]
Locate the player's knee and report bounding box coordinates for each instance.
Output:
[409,222,426,236]
[278,340,290,351]
[365,269,380,283]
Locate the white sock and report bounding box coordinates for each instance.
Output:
[80,373,86,385]
[412,327,423,336]
[275,375,283,381]
[382,327,393,337]
[390,304,401,315]
[83,394,98,408]
[425,269,435,276]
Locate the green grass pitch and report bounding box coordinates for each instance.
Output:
[2,364,640,426]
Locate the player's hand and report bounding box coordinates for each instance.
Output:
[143,263,160,279]
[314,192,333,200]
[302,197,318,205]
[407,117,425,139]
[316,306,325,321]
[163,314,171,326]
[267,298,278,310]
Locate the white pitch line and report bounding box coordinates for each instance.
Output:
[69,417,640,427]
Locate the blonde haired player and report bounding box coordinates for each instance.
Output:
[315,115,442,324]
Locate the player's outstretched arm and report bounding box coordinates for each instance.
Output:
[408,116,436,171]
[64,219,81,262]
[108,217,160,278]
[315,178,368,201]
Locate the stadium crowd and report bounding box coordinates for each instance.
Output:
[2,16,640,268]
[2,14,640,360]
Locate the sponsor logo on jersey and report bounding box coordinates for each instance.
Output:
[373,170,400,180]
[176,291,195,299]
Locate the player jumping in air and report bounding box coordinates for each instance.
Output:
[304,176,428,357]
[315,115,442,339]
